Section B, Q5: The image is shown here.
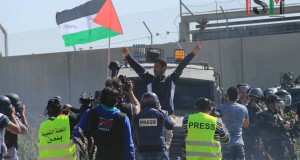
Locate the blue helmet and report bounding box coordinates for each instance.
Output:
[141,92,160,109]
[248,88,263,99]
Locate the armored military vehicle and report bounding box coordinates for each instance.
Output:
[117,60,222,159]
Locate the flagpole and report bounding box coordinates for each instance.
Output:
[107,37,111,79]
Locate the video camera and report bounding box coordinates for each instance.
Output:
[210,106,221,118]
[118,75,132,92]
[79,92,94,106]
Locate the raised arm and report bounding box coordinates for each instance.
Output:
[122,47,155,84]
[128,80,141,115]
[171,41,202,82]
[6,108,21,135]
[20,104,28,128]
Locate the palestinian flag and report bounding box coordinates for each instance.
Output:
[56,0,123,46]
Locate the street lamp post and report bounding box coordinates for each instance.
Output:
[220,6,229,38]
[0,24,8,56]
[143,21,153,47]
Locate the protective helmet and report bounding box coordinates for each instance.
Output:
[265,94,282,105]
[5,93,22,113]
[276,89,292,106]
[236,83,250,94]
[44,98,62,116]
[108,61,121,70]
[53,95,61,101]
[0,95,12,116]
[248,88,263,99]
[264,88,278,97]
[141,92,160,109]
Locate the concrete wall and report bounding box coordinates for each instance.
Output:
[0,32,300,123]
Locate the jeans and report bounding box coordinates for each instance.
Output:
[136,151,169,160]
[222,145,245,160]
[3,147,18,160]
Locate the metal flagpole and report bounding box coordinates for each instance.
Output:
[107,37,111,79]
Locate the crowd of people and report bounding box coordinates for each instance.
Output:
[0,40,299,160]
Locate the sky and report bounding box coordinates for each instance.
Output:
[0,0,178,34]
[0,0,299,55]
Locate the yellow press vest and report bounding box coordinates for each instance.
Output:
[37,115,76,160]
[186,112,221,160]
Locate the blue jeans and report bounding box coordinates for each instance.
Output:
[136,151,169,160]
[222,145,245,160]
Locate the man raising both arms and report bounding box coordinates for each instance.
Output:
[122,41,202,150]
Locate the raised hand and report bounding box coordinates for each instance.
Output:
[121,47,129,58]
[192,40,202,55]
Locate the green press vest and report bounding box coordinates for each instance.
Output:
[186,112,221,160]
[37,115,76,160]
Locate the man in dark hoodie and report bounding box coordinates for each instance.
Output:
[122,41,202,150]
[72,87,135,160]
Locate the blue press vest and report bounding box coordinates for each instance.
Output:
[134,107,166,152]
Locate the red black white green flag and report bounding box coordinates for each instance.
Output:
[56,0,123,46]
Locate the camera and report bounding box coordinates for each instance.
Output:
[118,75,131,92]
[210,106,221,118]
[79,92,94,106]
[16,103,24,114]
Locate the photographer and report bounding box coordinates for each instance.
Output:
[4,93,28,160]
[74,92,94,124]
[38,98,76,159]
[105,77,141,123]
[182,97,229,159]
[0,95,21,159]
[134,92,173,160]
[72,87,135,159]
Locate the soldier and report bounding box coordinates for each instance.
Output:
[257,94,291,160]
[276,89,298,125]
[264,87,278,98]
[243,88,265,160]
[276,89,298,159]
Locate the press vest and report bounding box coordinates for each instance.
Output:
[186,112,221,160]
[37,115,76,160]
[134,107,166,152]
[88,108,126,159]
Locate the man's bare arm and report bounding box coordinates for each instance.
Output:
[128,81,140,115]
[243,118,249,128]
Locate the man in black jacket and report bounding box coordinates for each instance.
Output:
[121,41,202,150]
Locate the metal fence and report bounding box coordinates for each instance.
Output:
[1,0,300,56]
